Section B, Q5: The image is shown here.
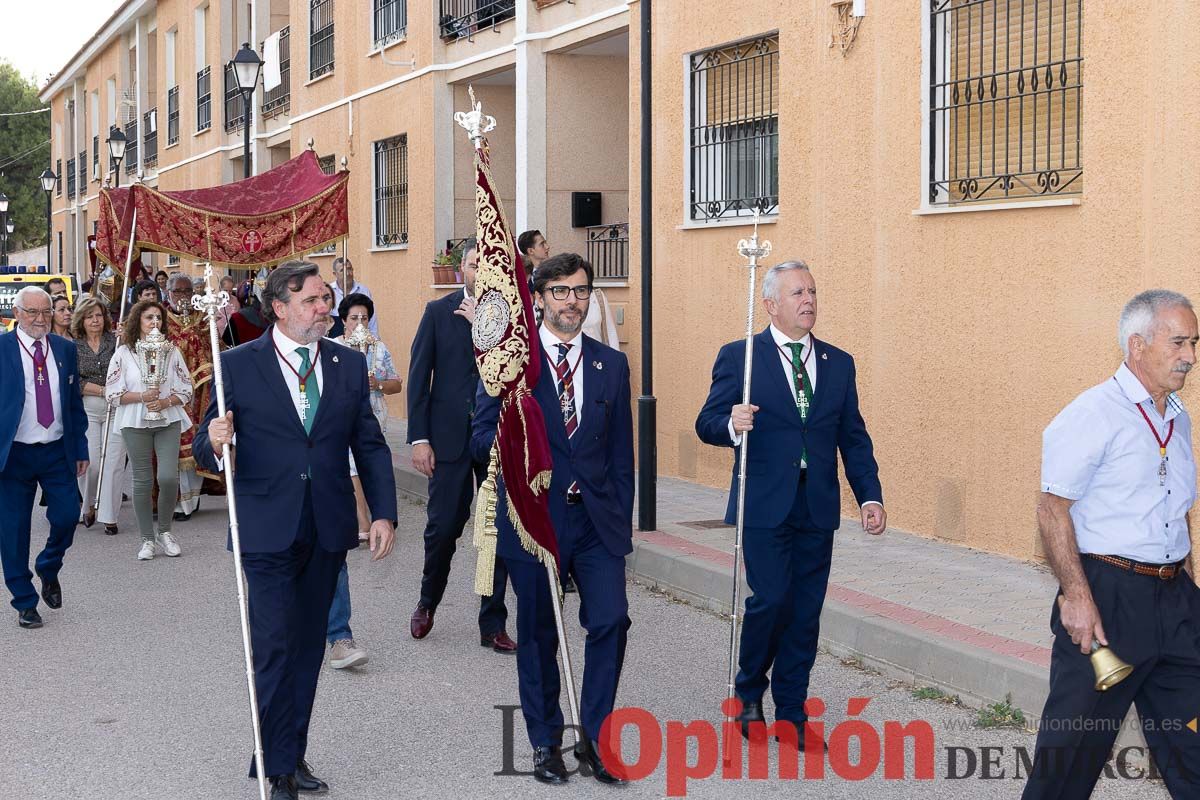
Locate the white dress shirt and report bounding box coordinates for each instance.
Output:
[728,326,816,450]
[14,327,63,444]
[273,326,325,425]
[541,324,585,427]
[1042,363,1195,564]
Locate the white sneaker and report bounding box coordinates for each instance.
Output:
[137,540,157,561]
[328,638,369,670]
[156,532,182,557]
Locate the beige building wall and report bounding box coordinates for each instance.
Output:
[634,0,1200,560]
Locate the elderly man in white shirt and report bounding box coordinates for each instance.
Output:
[1024,289,1200,800]
[328,257,378,338]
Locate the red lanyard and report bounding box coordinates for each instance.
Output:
[776,341,812,372]
[544,346,582,385]
[1135,403,1174,457]
[273,340,319,391]
[17,336,48,377]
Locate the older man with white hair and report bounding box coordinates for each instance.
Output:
[1024,289,1200,799]
[0,286,89,629]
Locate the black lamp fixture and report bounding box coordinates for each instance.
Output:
[40,169,56,272]
[229,43,264,179]
[106,127,127,187]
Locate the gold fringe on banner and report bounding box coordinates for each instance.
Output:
[473,446,501,596]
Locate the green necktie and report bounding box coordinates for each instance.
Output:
[296,346,321,433]
[786,342,813,421]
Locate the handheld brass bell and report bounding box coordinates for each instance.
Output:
[1055,596,1133,691]
[1089,641,1133,691]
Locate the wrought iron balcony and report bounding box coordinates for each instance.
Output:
[143,109,158,169]
[309,0,335,80]
[66,158,76,199]
[197,67,212,132]
[374,0,407,48]
[262,26,291,119]
[124,119,138,175]
[439,0,515,41]
[167,86,180,146]
[78,151,86,194]
[586,223,629,281]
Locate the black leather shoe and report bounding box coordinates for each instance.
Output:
[294,760,328,793]
[737,699,765,740]
[17,608,43,629]
[173,511,193,522]
[533,746,569,785]
[269,775,298,800]
[575,739,628,785]
[38,574,62,610]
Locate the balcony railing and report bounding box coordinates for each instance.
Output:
[92,135,99,181]
[78,151,87,194]
[374,0,407,48]
[585,223,629,281]
[66,158,76,199]
[167,86,180,145]
[143,109,158,169]
[197,67,212,132]
[224,64,247,132]
[124,119,138,175]
[439,0,515,41]
[262,26,291,118]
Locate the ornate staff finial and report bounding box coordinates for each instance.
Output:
[454,85,497,151]
[737,209,773,264]
[191,263,230,321]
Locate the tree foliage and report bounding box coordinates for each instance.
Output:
[0,61,51,253]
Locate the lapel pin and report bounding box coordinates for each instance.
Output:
[332,355,339,363]
[593,360,603,370]
[68,374,75,384]
[821,353,828,360]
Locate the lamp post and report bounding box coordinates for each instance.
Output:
[229,43,264,180]
[0,193,9,268]
[106,127,127,188]
[3,219,12,268]
[40,169,56,272]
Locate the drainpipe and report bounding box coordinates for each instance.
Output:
[637,0,656,532]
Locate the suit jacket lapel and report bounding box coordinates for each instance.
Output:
[755,328,798,419]
[252,333,308,437]
[573,338,604,447]
[806,337,832,419]
[535,355,569,448]
[3,335,21,407]
[308,341,338,433]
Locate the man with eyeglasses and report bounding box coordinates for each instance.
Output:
[471,252,634,785]
[164,272,221,522]
[0,287,89,629]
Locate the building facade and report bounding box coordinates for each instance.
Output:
[43,1,1200,561]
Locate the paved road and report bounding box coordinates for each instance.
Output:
[0,494,1170,799]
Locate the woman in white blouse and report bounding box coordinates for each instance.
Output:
[105,299,194,561]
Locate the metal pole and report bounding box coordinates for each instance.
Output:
[637,0,656,532]
[725,217,770,736]
[2,212,8,267]
[242,92,252,179]
[193,265,269,800]
[46,192,52,272]
[547,564,583,751]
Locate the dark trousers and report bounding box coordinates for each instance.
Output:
[1023,558,1200,799]
[736,480,835,725]
[419,452,509,635]
[242,492,346,779]
[505,503,631,747]
[0,441,79,611]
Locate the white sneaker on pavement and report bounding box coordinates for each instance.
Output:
[156,532,182,557]
[328,638,369,670]
[137,540,157,561]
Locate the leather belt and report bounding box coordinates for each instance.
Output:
[1086,553,1186,580]
[566,492,583,505]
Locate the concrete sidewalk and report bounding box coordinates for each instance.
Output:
[383,417,1059,722]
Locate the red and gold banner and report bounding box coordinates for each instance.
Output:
[471,141,558,592]
[95,150,348,270]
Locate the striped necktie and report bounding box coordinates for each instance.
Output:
[554,342,580,496]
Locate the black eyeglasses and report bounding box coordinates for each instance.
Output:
[544,285,592,301]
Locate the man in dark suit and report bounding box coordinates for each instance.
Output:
[472,253,634,785]
[407,241,513,651]
[194,262,397,800]
[0,286,89,629]
[696,260,885,746]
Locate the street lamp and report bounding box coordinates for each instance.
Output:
[0,193,8,268]
[40,169,56,272]
[1,219,12,269]
[229,42,264,180]
[106,127,127,188]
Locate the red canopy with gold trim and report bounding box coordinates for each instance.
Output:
[95,150,348,270]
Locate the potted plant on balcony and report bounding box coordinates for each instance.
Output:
[432,248,458,284]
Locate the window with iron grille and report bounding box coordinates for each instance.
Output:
[124,119,139,175]
[78,151,86,194]
[688,35,779,222]
[311,155,339,255]
[56,159,62,195]
[310,0,335,80]
[92,136,100,181]
[439,0,514,40]
[167,86,180,145]
[374,0,407,48]
[373,135,408,247]
[928,0,1082,205]
[262,27,291,118]
[143,109,158,169]
[66,158,76,199]
[224,64,247,132]
[197,66,212,132]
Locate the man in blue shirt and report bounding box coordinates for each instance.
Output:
[1024,289,1200,799]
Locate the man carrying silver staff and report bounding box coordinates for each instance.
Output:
[194,261,397,800]
[696,260,885,747]
[1024,290,1200,800]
